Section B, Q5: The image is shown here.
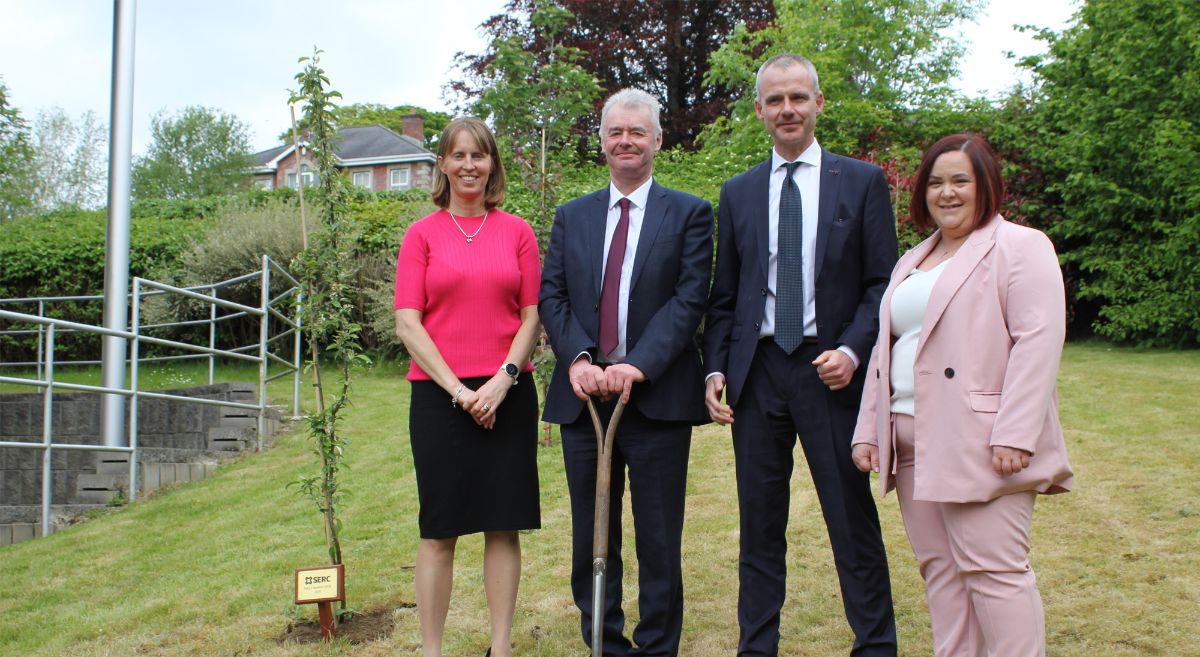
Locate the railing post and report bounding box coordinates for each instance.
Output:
[293,286,303,419]
[36,300,45,382]
[128,279,142,503]
[40,326,56,537]
[258,256,270,452]
[208,284,218,386]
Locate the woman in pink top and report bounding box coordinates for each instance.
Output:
[852,134,1073,657]
[394,118,541,657]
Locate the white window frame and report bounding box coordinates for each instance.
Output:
[389,167,411,190]
[351,170,372,189]
[286,166,317,189]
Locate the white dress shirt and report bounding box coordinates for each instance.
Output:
[761,142,822,342]
[597,177,652,362]
[706,142,861,383]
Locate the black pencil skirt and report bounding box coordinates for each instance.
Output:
[408,372,541,539]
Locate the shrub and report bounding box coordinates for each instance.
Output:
[0,209,204,362]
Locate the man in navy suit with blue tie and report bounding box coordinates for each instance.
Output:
[540,88,713,657]
[703,54,899,656]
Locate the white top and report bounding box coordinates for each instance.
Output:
[889,259,950,415]
[599,177,652,361]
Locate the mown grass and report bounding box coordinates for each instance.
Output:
[1,344,1197,656]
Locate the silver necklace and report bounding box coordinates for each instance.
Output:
[448,209,489,243]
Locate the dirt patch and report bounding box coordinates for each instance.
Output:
[278,603,412,645]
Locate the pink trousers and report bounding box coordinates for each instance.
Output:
[893,414,1045,657]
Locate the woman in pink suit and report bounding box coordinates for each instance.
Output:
[851,133,1073,657]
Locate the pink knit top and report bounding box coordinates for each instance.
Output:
[394,209,541,382]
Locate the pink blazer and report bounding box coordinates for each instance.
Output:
[852,216,1074,503]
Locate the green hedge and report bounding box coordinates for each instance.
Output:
[0,208,207,362]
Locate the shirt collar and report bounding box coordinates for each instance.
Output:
[608,177,654,211]
[771,139,822,172]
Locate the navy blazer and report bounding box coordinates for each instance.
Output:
[703,150,898,407]
[540,181,713,425]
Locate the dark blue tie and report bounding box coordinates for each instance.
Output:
[775,161,804,354]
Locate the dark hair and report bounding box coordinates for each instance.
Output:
[909,132,1004,232]
[431,117,506,210]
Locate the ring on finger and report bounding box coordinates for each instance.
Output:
[482,403,491,411]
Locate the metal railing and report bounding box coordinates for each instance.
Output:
[0,256,303,537]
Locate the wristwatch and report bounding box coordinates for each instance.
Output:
[501,363,520,385]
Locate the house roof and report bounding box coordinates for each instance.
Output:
[253,144,289,167]
[252,125,434,173]
[337,125,429,160]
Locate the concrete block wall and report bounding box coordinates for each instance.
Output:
[0,383,276,534]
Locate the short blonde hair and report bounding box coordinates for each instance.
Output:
[431,117,506,210]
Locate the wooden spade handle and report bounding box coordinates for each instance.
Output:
[587,398,626,558]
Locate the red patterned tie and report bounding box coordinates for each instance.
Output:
[599,198,631,355]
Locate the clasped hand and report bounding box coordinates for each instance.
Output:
[569,357,644,403]
[457,374,511,430]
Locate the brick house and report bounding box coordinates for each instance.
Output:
[251,115,436,192]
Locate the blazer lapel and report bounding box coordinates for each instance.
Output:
[749,160,772,282]
[629,182,668,291]
[814,150,842,278]
[587,188,610,297]
[915,217,1002,360]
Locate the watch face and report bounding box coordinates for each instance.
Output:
[504,363,519,377]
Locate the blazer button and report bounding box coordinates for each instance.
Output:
[593,304,599,311]
[944,368,955,379]
[753,322,761,330]
[760,287,767,296]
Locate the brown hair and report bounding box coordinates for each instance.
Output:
[431,117,506,210]
[909,132,1004,232]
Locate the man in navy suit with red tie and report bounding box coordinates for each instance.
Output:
[703,54,899,656]
[540,88,713,657]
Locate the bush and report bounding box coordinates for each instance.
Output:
[143,190,437,358]
[142,197,307,354]
[0,209,204,362]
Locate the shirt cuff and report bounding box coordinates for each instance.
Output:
[837,345,860,369]
[704,371,724,383]
[574,351,593,364]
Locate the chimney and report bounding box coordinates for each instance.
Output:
[401,114,425,143]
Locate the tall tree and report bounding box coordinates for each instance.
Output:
[0,78,35,221]
[465,3,603,243]
[451,0,775,150]
[1023,0,1199,346]
[28,108,108,213]
[702,0,983,156]
[132,106,254,200]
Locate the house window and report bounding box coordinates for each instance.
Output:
[389,167,410,190]
[254,178,273,190]
[286,166,318,189]
[352,171,372,189]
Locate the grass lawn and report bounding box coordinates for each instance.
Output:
[1,343,1197,656]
